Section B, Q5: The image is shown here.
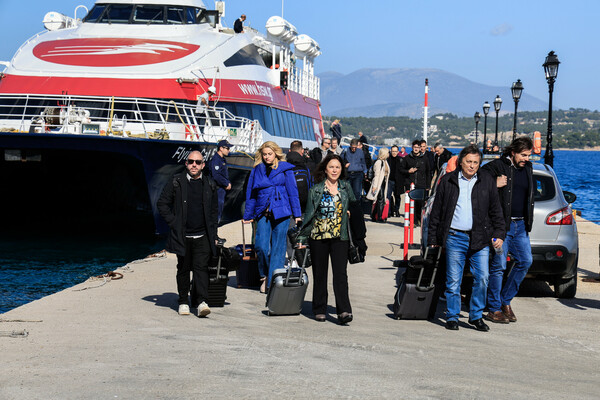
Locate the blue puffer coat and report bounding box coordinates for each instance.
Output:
[243,161,302,221]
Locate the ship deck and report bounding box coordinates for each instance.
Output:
[1,215,600,398]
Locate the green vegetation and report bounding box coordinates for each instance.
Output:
[324,108,600,148]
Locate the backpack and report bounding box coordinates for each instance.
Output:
[292,164,313,212]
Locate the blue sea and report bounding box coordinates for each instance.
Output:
[1,150,598,314]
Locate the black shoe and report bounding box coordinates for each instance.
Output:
[338,312,353,325]
[445,320,459,330]
[468,318,490,332]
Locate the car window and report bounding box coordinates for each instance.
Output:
[533,174,556,201]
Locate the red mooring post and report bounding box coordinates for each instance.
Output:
[403,192,410,260]
[409,183,415,245]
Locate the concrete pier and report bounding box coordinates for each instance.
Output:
[1,216,600,399]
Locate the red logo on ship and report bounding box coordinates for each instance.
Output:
[33,38,199,67]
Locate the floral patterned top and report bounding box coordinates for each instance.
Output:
[310,188,342,240]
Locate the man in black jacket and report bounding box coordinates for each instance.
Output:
[309,137,332,166]
[433,142,453,173]
[401,140,430,223]
[388,145,406,217]
[157,151,219,318]
[481,137,535,324]
[428,145,505,331]
[233,14,246,33]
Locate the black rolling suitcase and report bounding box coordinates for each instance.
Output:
[393,246,441,320]
[235,221,261,288]
[265,246,310,316]
[193,239,240,308]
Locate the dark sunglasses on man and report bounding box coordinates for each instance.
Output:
[187,159,204,165]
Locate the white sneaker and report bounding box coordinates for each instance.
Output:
[197,302,211,317]
[178,304,190,315]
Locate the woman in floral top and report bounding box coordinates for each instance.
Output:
[298,154,356,324]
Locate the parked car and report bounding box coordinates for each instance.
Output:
[411,156,579,299]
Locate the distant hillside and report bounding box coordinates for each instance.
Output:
[318,68,547,118]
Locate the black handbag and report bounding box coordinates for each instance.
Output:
[347,220,365,264]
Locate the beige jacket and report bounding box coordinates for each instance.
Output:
[366,159,390,201]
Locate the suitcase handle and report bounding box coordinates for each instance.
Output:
[285,246,310,286]
[415,246,441,291]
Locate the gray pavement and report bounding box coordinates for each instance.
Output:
[1,215,600,399]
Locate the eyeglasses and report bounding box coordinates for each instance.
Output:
[323,141,331,145]
[187,159,204,165]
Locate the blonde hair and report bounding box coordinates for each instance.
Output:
[378,147,390,161]
[254,141,285,168]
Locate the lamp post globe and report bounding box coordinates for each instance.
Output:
[483,101,490,153]
[474,111,481,145]
[511,79,524,142]
[493,95,502,151]
[543,51,560,167]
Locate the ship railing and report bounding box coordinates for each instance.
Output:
[0,94,264,153]
[289,67,320,100]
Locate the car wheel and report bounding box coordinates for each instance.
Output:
[554,272,577,299]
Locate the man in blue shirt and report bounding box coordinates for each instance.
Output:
[427,145,505,332]
[209,140,232,222]
[341,138,367,201]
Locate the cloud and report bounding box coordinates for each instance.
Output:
[490,23,513,36]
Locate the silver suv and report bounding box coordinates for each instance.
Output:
[415,158,579,298]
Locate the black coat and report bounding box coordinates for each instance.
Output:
[427,169,505,251]
[309,147,331,166]
[233,18,244,33]
[481,156,535,232]
[434,148,453,172]
[157,172,219,256]
[388,155,406,184]
[400,151,430,189]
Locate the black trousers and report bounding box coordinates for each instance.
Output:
[176,236,211,306]
[309,238,352,315]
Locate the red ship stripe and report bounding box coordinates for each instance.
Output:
[0,75,321,119]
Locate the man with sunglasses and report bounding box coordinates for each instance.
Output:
[158,151,219,318]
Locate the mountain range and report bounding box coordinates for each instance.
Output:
[318,68,547,118]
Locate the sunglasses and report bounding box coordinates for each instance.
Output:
[187,159,204,165]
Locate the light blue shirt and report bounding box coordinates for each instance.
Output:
[450,171,477,231]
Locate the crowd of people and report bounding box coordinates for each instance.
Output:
[158,127,535,332]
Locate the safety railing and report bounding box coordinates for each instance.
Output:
[0,93,263,152]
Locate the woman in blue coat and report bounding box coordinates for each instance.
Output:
[243,141,302,292]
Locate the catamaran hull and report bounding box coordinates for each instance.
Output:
[0,132,253,235]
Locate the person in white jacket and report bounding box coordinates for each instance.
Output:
[366,148,391,221]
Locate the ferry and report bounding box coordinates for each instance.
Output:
[0,0,324,234]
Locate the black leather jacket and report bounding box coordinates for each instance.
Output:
[427,169,505,251]
[481,156,535,232]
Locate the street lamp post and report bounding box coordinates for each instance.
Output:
[482,101,490,153]
[543,51,560,167]
[511,79,524,142]
[474,111,481,145]
[493,95,502,151]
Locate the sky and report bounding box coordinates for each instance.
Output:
[0,0,597,111]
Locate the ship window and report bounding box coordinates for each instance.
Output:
[185,7,199,24]
[166,7,186,24]
[198,9,219,28]
[99,5,133,24]
[262,107,275,134]
[133,5,165,24]
[83,5,107,23]
[224,45,266,68]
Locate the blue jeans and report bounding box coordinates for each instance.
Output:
[348,172,363,201]
[445,229,490,321]
[255,214,290,287]
[487,219,533,312]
